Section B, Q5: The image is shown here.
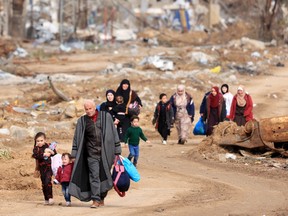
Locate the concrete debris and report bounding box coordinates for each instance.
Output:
[188,52,217,65]
[0,128,10,135]
[33,19,58,44]
[0,70,26,85]
[251,52,261,58]
[34,74,92,84]
[142,37,159,46]
[13,48,28,58]
[59,44,72,52]
[225,153,237,160]
[64,104,76,118]
[113,29,137,41]
[227,62,259,75]
[0,71,92,85]
[218,153,237,162]
[240,37,266,50]
[12,107,31,114]
[53,121,73,130]
[139,55,174,71]
[10,126,30,140]
[227,37,267,50]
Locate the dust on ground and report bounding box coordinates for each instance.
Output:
[1,19,288,216]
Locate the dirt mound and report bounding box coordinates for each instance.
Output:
[0,148,40,191]
[189,121,252,161]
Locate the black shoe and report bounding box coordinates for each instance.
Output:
[178,139,181,144]
[178,139,185,145]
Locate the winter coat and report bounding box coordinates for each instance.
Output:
[152,101,174,129]
[229,94,253,122]
[203,93,226,122]
[55,163,74,183]
[32,143,57,168]
[68,111,121,202]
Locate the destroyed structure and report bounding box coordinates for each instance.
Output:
[0,0,288,162]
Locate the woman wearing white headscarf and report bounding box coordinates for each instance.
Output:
[229,85,254,126]
[170,85,195,144]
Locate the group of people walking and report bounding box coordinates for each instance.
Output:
[32,78,254,209]
[32,79,147,209]
[99,79,143,142]
[153,83,254,143]
[200,84,254,136]
[153,84,195,145]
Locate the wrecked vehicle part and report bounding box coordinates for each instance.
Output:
[213,116,288,156]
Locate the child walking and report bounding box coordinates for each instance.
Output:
[113,95,127,139]
[152,93,174,145]
[124,115,150,167]
[32,132,56,205]
[54,153,74,207]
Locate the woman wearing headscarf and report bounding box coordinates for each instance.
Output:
[229,85,253,126]
[170,85,194,144]
[221,84,234,119]
[203,86,226,136]
[100,89,117,118]
[115,79,142,141]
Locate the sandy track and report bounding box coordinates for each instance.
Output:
[1,141,288,216]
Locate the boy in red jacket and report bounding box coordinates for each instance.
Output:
[54,153,74,206]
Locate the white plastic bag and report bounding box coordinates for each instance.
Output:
[51,153,62,176]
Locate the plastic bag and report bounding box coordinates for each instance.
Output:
[193,116,206,135]
[120,155,140,182]
[51,153,62,176]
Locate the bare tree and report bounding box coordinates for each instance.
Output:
[10,0,25,38]
[259,0,282,41]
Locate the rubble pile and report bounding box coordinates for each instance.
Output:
[0,0,288,174]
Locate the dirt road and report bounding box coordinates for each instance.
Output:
[1,49,288,215]
[1,140,288,216]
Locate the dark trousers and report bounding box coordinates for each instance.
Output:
[207,108,219,136]
[39,165,53,200]
[158,122,169,141]
[119,115,131,142]
[87,156,101,201]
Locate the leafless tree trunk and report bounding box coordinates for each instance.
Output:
[259,0,281,41]
[9,0,25,38]
[77,0,88,29]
